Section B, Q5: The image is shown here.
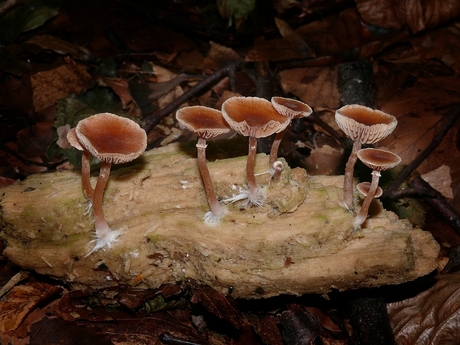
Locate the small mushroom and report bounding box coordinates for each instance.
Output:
[176,106,231,225]
[357,182,383,199]
[221,96,290,206]
[72,113,147,255]
[335,104,397,211]
[354,148,401,228]
[67,128,94,202]
[270,97,312,181]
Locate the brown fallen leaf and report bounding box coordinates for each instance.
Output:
[303,144,343,176]
[209,41,240,66]
[30,63,91,112]
[99,77,141,118]
[0,282,61,332]
[246,18,313,62]
[355,0,460,34]
[191,285,242,329]
[296,8,374,57]
[278,65,340,110]
[252,314,284,345]
[387,272,460,345]
[421,165,453,199]
[24,35,92,61]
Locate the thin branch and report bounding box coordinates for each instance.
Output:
[143,59,243,134]
[383,104,460,198]
[409,175,460,234]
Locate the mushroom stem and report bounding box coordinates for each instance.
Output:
[269,129,286,180]
[343,140,362,211]
[92,161,112,237]
[87,161,121,255]
[247,136,263,206]
[354,170,380,228]
[196,138,225,221]
[81,149,94,201]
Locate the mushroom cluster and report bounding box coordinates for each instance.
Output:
[335,105,397,211]
[68,113,147,255]
[176,96,313,220]
[334,104,401,228]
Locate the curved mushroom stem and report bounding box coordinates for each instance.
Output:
[86,161,121,255]
[247,136,264,206]
[269,129,286,178]
[343,140,362,212]
[354,170,381,229]
[81,149,94,202]
[196,138,225,224]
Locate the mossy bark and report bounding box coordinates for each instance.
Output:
[0,142,439,298]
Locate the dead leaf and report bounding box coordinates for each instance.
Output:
[0,282,61,331]
[30,317,113,345]
[16,122,54,160]
[191,286,242,329]
[278,66,340,110]
[30,63,91,112]
[252,314,284,345]
[99,77,141,117]
[388,273,460,345]
[303,145,343,176]
[0,176,18,188]
[410,25,460,74]
[209,41,240,66]
[355,0,460,34]
[421,165,453,199]
[25,35,92,60]
[296,8,372,57]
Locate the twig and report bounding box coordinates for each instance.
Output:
[409,175,460,234]
[383,104,460,198]
[143,59,243,134]
[307,112,346,145]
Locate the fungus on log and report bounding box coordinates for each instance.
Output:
[0,142,439,299]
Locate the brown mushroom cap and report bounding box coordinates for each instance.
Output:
[357,148,401,171]
[335,104,397,144]
[271,97,313,119]
[357,182,383,198]
[221,96,291,138]
[176,106,231,139]
[76,113,147,164]
[67,127,83,151]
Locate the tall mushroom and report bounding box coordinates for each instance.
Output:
[335,104,397,211]
[221,96,290,206]
[176,106,231,225]
[270,97,312,181]
[354,148,401,228]
[71,112,147,255]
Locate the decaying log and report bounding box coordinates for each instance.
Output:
[0,142,439,299]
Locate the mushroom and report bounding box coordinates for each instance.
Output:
[270,97,312,181]
[335,104,397,211]
[356,182,383,199]
[176,105,231,225]
[71,112,147,255]
[354,148,401,228]
[221,96,291,206]
[67,128,94,202]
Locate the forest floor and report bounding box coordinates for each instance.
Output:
[1,0,460,344]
